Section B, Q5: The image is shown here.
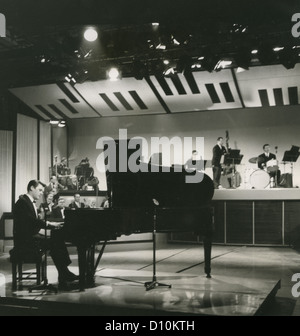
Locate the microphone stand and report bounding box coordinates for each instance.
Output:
[144,199,171,291]
[29,207,58,294]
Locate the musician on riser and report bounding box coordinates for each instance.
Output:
[211,137,227,189]
[258,144,281,187]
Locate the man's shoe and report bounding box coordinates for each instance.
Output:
[65,271,79,282]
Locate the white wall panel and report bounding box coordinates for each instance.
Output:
[15,114,38,201]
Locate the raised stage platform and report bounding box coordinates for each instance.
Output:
[213,187,300,200]
[170,187,300,247]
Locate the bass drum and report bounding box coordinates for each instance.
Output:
[250,169,270,189]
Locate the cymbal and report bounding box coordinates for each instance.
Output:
[249,157,258,164]
[248,157,264,164]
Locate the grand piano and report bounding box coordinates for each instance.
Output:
[64,162,215,291]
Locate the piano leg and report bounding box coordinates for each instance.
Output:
[94,241,107,273]
[203,235,212,278]
[86,244,96,288]
[77,244,96,291]
[77,245,87,291]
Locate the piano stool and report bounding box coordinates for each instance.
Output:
[9,249,46,291]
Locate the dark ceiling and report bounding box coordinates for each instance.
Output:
[0,0,299,88]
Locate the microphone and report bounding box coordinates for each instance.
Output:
[275,146,278,153]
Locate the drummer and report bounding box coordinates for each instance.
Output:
[258,144,281,186]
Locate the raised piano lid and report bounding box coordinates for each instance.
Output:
[106,162,214,209]
[64,166,214,241]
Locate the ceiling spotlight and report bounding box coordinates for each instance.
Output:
[65,74,72,82]
[49,120,59,125]
[171,35,180,46]
[147,40,155,49]
[107,67,120,81]
[163,67,176,77]
[58,121,66,128]
[273,46,284,52]
[251,49,258,54]
[156,43,166,50]
[191,63,201,69]
[36,54,50,64]
[84,28,98,42]
[84,50,92,58]
[230,23,248,34]
[214,60,233,71]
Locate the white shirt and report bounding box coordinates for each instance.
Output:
[27,194,50,236]
[27,194,37,218]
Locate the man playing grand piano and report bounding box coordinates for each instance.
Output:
[13,180,78,290]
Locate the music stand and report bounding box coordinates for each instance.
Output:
[29,210,58,294]
[223,151,243,166]
[282,149,300,181]
[144,199,171,291]
[290,145,300,155]
[223,151,243,188]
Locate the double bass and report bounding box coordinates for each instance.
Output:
[220,131,242,189]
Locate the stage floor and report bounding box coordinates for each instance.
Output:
[0,244,299,316]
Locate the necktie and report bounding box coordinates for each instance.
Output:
[32,201,38,218]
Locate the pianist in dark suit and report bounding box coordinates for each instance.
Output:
[69,193,86,209]
[13,181,78,290]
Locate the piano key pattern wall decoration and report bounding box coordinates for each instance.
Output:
[9,64,300,121]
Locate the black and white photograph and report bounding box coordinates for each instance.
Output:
[1,0,300,318]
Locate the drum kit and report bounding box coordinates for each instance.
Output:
[247,156,279,189]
